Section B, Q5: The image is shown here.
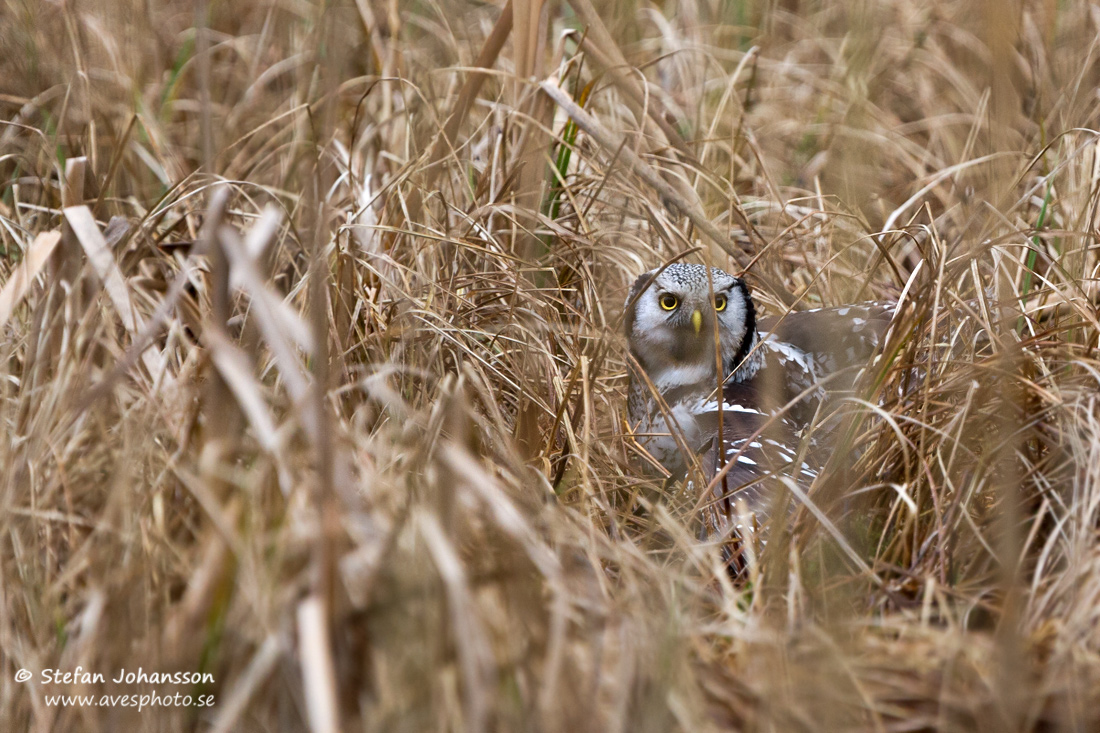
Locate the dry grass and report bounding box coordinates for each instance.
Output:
[2,0,1100,731]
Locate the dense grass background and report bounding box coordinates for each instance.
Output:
[2,0,1100,730]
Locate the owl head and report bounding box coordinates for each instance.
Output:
[625,263,761,394]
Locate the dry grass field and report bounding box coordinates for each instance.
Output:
[2,0,1100,730]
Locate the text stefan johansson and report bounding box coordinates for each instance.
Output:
[40,667,214,685]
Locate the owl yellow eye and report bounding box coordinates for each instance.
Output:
[659,293,679,311]
[714,294,727,312]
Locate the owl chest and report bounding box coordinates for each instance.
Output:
[632,400,711,476]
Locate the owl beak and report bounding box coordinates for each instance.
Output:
[691,309,703,335]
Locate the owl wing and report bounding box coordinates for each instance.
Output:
[758,302,895,377]
[692,380,819,538]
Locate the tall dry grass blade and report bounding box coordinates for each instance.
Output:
[204,328,281,454]
[208,633,285,733]
[0,231,61,330]
[64,206,170,382]
[198,186,238,450]
[217,224,314,407]
[224,215,313,353]
[297,596,342,733]
[418,511,494,733]
[62,206,141,333]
